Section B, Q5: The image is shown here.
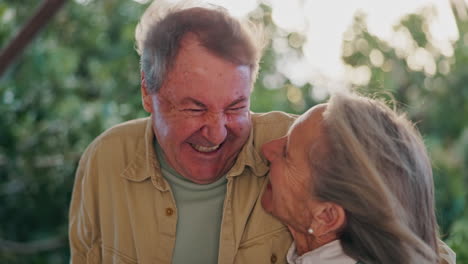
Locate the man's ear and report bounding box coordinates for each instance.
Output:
[312,202,346,237]
[141,72,153,113]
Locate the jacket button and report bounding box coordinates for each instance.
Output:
[165,208,174,216]
[270,254,277,263]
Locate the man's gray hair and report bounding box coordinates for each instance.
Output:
[135,1,265,94]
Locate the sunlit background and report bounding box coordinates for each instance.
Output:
[1,0,467,263]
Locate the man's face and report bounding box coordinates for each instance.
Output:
[143,36,252,184]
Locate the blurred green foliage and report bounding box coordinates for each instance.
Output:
[0,0,466,263]
[342,6,468,263]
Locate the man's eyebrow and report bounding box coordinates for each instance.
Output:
[227,97,248,108]
[181,97,206,107]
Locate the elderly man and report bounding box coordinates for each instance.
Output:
[69,2,295,264]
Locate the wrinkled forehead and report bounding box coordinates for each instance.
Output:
[288,104,329,158]
[289,104,327,134]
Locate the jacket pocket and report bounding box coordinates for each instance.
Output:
[235,227,292,264]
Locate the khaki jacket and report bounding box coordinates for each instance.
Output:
[69,111,456,264]
[69,111,297,264]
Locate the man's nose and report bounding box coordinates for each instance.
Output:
[200,112,228,145]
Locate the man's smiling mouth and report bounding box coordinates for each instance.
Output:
[190,143,221,153]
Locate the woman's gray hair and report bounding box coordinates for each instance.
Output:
[135,0,265,94]
[310,92,439,263]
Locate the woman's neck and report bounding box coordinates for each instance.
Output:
[292,231,338,256]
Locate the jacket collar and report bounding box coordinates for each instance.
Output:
[226,123,269,178]
[120,117,167,191]
[121,115,269,189]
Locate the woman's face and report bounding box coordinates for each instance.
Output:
[261,104,328,231]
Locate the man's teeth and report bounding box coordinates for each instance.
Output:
[191,144,220,152]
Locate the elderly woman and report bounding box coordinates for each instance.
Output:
[261,92,455,264]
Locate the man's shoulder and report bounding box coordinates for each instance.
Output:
[98,117,150,141]
[250,111,298,146]
[251,111,298,125]
[91,117,149,144]
[83,117,150,157]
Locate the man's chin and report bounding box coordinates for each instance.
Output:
[261,193,273,214]
[184,171,223,184]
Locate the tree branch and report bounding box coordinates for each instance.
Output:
[0,0,68,77]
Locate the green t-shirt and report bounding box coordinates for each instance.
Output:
[155,140,227,264]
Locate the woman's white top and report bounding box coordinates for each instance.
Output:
[286,240,357,264]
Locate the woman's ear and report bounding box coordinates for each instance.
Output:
[141,72,153,113]
[312,202,346,237]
